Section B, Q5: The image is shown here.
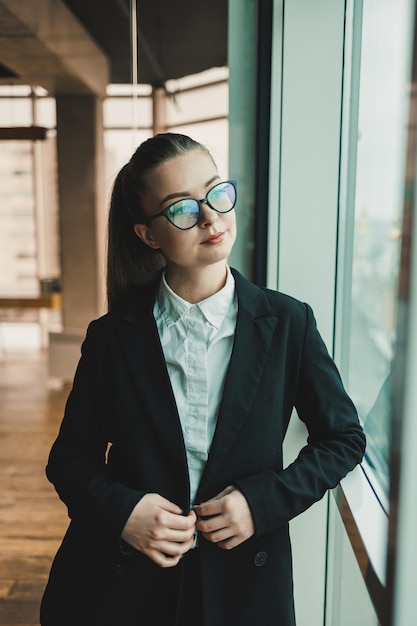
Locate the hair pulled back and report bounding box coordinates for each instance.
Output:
[106,132,212,311]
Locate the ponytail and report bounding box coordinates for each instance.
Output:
[106,164,165,311]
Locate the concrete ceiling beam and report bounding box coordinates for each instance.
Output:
[0,0,110,96]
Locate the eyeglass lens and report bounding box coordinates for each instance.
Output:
[166,181,236,230]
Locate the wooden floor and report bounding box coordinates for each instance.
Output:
[0,348,70,626]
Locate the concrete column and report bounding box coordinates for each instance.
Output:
[49,95,106,379]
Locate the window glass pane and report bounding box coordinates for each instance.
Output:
[337,0,414,505]
[103,129,153,205]
[106,83,152,97]
[103,97,152,128]
[326,494,380,625]
[0,142,37,295]
[166,82,228,126]
[169,119,229,177]
[0,98,32,126]
[165,67,228,92]
[0,85,31,97]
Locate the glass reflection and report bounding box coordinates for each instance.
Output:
[343,0,414,505]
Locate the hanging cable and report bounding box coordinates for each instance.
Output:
[130,0,139,147]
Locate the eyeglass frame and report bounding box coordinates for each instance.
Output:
[136,179,237,231]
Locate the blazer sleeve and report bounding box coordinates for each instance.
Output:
[235,302,366,537]
[45,319,146,545]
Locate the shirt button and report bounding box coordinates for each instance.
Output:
[254,551,268,567]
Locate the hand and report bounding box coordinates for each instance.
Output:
[194,486,255,550]
[121,493,196,568]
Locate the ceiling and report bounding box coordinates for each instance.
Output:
[62,0,228,86]
[0,0,228,93]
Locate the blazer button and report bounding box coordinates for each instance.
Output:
[254,551,267,567]
[116,563,129,576]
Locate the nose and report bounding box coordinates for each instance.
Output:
[198,199,219,226]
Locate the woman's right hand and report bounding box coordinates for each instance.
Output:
[121,493,197,567]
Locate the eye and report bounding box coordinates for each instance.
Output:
[166,199,200,229]
[208,182,236,211]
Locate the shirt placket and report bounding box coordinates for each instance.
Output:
[185,305,209,461]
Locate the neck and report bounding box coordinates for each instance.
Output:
[165,263,228,303]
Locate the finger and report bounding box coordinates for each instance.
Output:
[217,536,240,550]
[164,538,195,555]
[196,486,234,507]
[161,510,197,532]
[151,550,182,568]
[196,514,224,534]
[164,527,196,543]
[182,509,197,527]
[149,535,195,559]
[194,499,222,518]
[147,520,196,545]
[200,526,230,544]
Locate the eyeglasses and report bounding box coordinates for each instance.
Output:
[138,180,237,230]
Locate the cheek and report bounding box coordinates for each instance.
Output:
[228,212,237,240]
[157,230,188,257]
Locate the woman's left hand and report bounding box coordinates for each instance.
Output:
[194,486,255,549]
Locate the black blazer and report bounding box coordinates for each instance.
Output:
[40,269,365,626]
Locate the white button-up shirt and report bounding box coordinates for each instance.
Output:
[153,267,237,505]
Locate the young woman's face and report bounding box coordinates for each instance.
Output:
[134,150,237,273]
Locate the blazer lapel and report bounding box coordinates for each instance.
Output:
[115,285,189,481]
[197,271,278,495]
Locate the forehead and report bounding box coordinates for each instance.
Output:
[145,151,218,197]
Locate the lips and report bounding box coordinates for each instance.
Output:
[202,232,225,244]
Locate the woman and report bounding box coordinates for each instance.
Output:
[40,132,365,626]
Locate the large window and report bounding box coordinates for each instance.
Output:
[337,0,414,508]
[334,0,415,619]
[0,86,59,350]
[0,86,58,299]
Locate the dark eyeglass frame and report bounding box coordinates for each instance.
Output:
[137,180,237,231]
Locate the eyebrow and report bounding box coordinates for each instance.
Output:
[159,175,220,206]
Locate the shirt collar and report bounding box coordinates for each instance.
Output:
[157,266,236,329]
